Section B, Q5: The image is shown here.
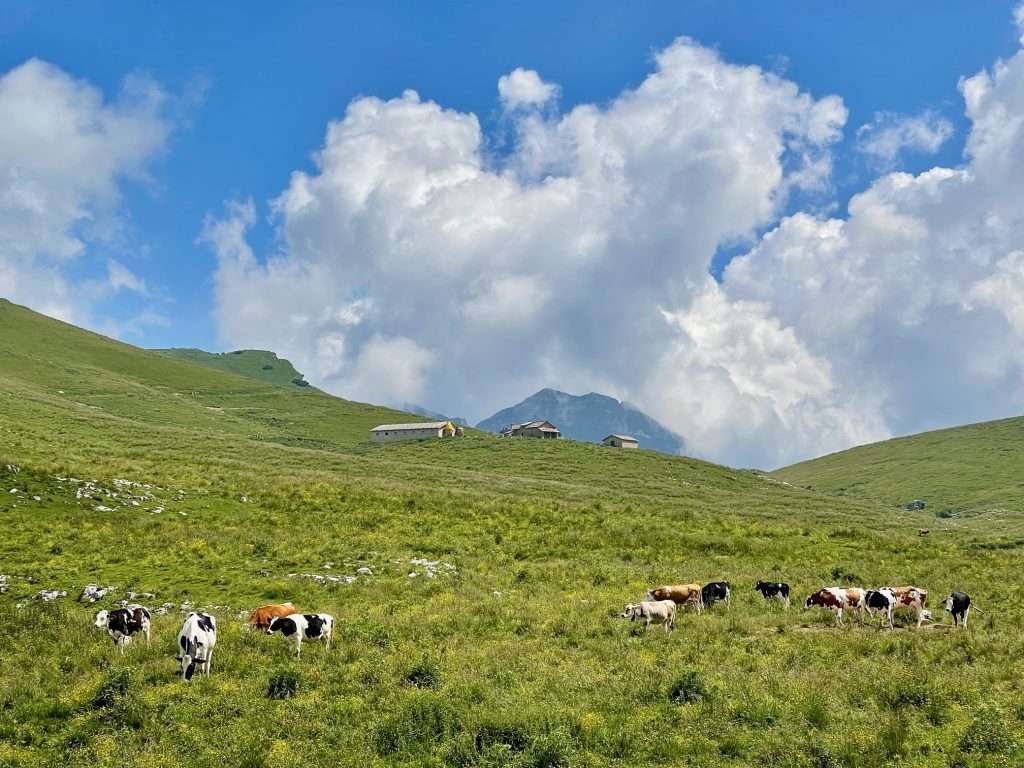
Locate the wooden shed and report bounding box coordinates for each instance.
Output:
[602,434,639,449]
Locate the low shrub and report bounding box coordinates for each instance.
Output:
[403,656,442,690]
[91,669,131,709]
[959,703,1017,755]
[668,670,710,705]
[267,669,300,700]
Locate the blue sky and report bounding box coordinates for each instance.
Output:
[3,3,1024,466]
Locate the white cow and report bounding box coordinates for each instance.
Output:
[621,600,677,633]
[177,612,217,680]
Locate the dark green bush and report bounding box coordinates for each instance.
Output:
[373,695,456,756]
[959,703,1017,755]
[403,656,442,690]
[267,669,301,700]
[668,670,709,705]
[91,669,131,709]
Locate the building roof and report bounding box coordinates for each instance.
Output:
[510,420,559,431]
[371,421,451,432]
[603,434,638,442]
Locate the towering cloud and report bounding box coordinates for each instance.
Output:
[209,13,1024,467]
[0,59,169,324]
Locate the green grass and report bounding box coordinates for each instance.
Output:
[152,348,310,388]
[773,416,1024,520]
[1,297,1023,767]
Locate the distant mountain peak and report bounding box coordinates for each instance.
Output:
[477,388,685,455]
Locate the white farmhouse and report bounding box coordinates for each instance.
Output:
[370,421,458,443]
[602,434,639,449]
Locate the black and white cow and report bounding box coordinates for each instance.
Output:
[177,612,217,681]
[267,613,334,658]
[701,581,731,608]
[944,592,973,628]
[865,588,896,629]
[94,605,151,653]
[755,581,790,609]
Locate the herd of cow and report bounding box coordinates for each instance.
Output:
[621,580,977,633]
[91,582,976,680]
[93,601,334,680]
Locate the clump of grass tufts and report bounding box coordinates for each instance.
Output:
[668,670,710,705]
[876,713,910,761]
[266,669,300,700]
[959,703,1017,755]
[403,655,442,690]
[801,690,830,729]
[90,669,131,709]
[373,695,457,756]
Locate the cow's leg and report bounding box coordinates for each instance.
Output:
[962,608,969,629]
[835,608,844,626]
[145,626,151,648]
[205,650,213,676]
[783,596,790,611]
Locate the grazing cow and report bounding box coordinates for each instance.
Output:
[804,587,859,625]
[177,612,217,681]
[267,613,334,657]
[621,600,677,633]
[944,592,973,628]
[865,588,897,629]
[842,587,868,622]
[248,602,295,630]
[94,605,151,653]
[755,581,791,609]
[701,581,731,609]
[646,584,703,613]
[885,586,929,628]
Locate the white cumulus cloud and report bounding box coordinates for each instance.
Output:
[0,59,169,324]
[856,110,953,168]
[207,37,850,466]
[498,68,558,110]
[722,28,1024,448]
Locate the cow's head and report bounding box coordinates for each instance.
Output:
[94,610,110,629]
[755,581,766,592]
[644,589,657,601]
[181,639,202,681]
[621,604,638,621]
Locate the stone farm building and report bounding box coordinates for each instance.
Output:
[370,421,460,443]
[602,434,639,449]
[500,420,561,439]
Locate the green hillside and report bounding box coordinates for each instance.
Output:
[774,416,1024,517]
[153,348,310,388]
[1,297,1022,768]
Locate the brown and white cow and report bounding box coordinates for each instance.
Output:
[884,586,930,628]
[248,602,296,630]
[646,584,703,614]
[622,601,677,633]
[804,587,865,625]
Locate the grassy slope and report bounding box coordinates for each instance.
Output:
[1,298,1022,768]
[774,417,1024,517]
[153,348,309,387]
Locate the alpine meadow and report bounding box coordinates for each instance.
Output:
[1,298,1023,768]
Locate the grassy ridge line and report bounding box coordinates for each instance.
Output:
[153,348,309,388]
[773,416,1024,515]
